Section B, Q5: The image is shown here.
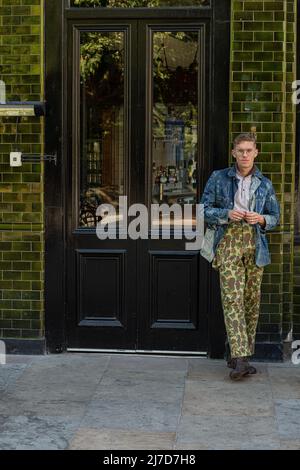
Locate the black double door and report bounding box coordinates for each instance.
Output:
[65,13,209,352]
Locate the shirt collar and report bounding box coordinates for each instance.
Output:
[227,164,263,179]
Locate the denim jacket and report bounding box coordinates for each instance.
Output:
[200,165,280,267]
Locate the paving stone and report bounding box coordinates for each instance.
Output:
[173,442,210,450]
[81,398,180,432]
[181,378,274,417]
[268,367,300,399]
[279,439,300,450]
[0,397,88,417]
[188,359,268,381]
[0,364,28,391]
[176,415,280,450]
[93,370,185,403]
[2,355,110,403]
[68,428,176,450]
[108,355,189,373]
[3,379,98,403]
[25,353,111,374]
[0,415,80,450]
[5,355,35,365]
[275,399,300,439]
[187,360,228,380]
[265,362,297,368]
[101,367,186,382]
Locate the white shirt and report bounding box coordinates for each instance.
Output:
[234,169,252,212]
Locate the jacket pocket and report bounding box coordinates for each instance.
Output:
[215,195,229,208]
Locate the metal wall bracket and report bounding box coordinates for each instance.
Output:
[0,102,46,117]
[21,153,57,165]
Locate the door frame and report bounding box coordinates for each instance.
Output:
[45,0,231,356]
[296,0,300,245]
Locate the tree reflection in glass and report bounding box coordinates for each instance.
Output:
[151,31,199,228]
[79,31,125,228]
[72,0,210,7]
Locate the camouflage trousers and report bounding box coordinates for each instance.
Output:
[212,221,264,358]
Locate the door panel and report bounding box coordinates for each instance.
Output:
[138,240,207,352]
[76,249,126,327]
[149,251,198,328]
[67,236,137,350]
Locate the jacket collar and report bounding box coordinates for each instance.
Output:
[227,164,263,179]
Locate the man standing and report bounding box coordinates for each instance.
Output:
[200,133,280,380]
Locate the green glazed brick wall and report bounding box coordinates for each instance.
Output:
[294,245,300,339]
[281,0,296,343]
[230,0,297,348]
[0,0,44,342]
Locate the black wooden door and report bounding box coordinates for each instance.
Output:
[65,14,209,352]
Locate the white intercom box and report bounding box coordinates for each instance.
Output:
[10,152,22,167]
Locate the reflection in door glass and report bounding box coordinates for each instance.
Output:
[79,31,125,227]
[151,31,199,225]
[72,1,210,7]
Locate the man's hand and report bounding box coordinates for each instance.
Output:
[244,211,265,226]
[228,210,246,222]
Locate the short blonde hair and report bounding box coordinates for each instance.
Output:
[233,132,257,148]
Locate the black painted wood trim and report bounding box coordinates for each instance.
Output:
[65,8,212,20]
[295,0,300,243]
[207,0,231,358]
[45,0,66,353]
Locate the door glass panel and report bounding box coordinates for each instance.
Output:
[79,31,125,228]
[72,1,210,7]
[151,31,199,226]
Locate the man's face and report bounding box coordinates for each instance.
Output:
[232,140,258,172]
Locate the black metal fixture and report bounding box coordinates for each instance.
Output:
[10,151,57,167]
[22,152,57,165]
[0,101,46,117]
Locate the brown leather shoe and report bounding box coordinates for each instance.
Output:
[229,357,251,381]
[246,363,257,375]
[227,357,257,375]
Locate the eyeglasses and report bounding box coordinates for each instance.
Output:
[235,149,255,156]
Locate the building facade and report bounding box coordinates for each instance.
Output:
[0,0,299,359]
